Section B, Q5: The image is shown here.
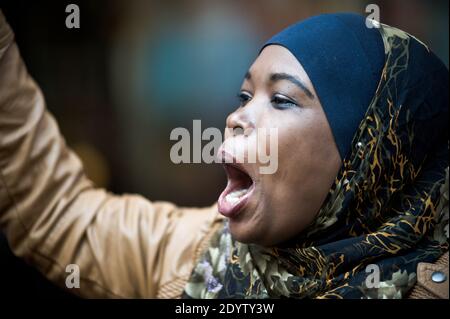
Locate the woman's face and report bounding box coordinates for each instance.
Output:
[217,45,342,247]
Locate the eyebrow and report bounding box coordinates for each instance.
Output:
[244,71,315,100]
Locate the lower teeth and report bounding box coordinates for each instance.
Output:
[225,189,248,205]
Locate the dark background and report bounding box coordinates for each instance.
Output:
[0,0,448,298]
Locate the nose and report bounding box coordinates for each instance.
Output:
[226,107,254,137]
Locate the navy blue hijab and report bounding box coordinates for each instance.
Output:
[262,13,385,159]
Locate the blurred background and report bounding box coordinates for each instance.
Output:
[0,0,448,298]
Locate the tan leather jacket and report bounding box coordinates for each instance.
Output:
[0,11,447,299]
[0,11,224,298]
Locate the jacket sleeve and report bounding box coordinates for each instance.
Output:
[0,10,222,298]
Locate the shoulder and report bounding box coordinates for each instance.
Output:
[408,251,449,299]
[156,204,224,298]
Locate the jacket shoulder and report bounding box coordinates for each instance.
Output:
[408,251,449,299]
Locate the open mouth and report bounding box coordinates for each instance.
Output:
[218,163,255,218]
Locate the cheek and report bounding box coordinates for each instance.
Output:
[276,117,318,178]
[259,123,311,209]
[263,114,333,219]
[276,111,335,177]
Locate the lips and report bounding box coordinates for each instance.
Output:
[217,159,255,218]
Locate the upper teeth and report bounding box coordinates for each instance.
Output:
[225,189,248,205]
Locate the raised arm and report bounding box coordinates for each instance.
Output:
[0,11,222,298]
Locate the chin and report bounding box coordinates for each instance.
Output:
[229,220,259,244]
[228,218,273,246]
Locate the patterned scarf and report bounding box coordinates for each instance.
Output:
[183,23,449,299]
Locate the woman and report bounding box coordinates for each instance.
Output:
[0,11,448,299]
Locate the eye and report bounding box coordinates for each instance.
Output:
[237,91,252,107]
[271,93,298,109]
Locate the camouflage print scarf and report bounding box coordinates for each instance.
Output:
[183,23,449,299]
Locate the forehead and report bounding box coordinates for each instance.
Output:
[247,45,312,87]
